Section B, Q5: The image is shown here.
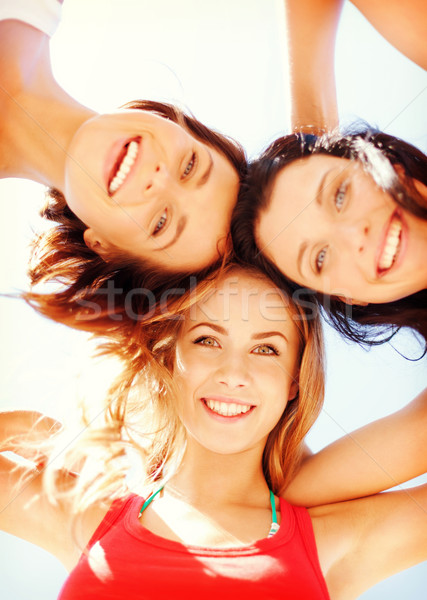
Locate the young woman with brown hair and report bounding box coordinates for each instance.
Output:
[0,1,246,334]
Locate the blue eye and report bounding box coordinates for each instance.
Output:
[316,247,327,273]
[252,344,279,356]
[183,153,196,178]
[335,181,347,211]
[153,210,167,235]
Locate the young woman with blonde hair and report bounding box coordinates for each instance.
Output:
[1,263,426,599]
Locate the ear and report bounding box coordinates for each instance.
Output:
[335,295,369,307]
[289,374,299,402]
[83,228,112,260]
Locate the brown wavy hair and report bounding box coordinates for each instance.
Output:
[23,100,246,339]
[231,127,427,351]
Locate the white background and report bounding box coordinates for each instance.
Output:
[0,1,426,599]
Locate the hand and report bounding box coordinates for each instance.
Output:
[0,410,62,469]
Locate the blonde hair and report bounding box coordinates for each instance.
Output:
[263,303,324,493]
[39,262,325,514]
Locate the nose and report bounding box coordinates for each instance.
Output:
[215,353,250,390]
[336,217,370,254]
[142,163,175,197]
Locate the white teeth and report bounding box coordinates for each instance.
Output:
[205,399,252,417]
[378,217,402,271]
[108,140,139,194]
[120,162,131,176]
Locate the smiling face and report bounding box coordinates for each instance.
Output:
[172,270,301,458]
[256,155,427,304]
[64,109,240,270]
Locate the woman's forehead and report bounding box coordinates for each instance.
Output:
[182,272,296,330]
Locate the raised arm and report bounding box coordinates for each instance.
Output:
[350,0,427,71]
[284,0,426,136]
[284,0,343,133]
[0,410,86,569]
[283,387,427,506]
[312,481,427,597]
[0,411,66,553]
[0,410,111,569]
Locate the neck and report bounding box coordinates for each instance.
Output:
[0,20,96,191]
[166,438,270,508]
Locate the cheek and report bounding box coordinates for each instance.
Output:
[96,211,149,250]
[256,366,290,402]
[173,352,204,396]
[271,361,298,400]
[259,382,290,434]
[65,167,90,214]
[112,216,144,241]
[171,368,193,422]
[65,173,110,229]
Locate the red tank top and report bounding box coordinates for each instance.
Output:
[58,494,330,599]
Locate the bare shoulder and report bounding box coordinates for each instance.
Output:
[0,458,109,570]
[0,411,111,569]
[310,484,427,599]
[0,460,72,564]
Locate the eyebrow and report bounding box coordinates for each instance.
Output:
[252,331,288,343]
[296,168,331,278]
[316,169,331,208]
[188,322,226,334]
[154,215,187,252]
[187,323,288,342]
[197,151,213,188]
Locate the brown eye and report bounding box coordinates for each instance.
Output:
[193,336,219,348]
[252,344,278,356]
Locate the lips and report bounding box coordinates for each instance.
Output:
[377,211,403,276]
[107,136,141,196]
[202,397,254,418]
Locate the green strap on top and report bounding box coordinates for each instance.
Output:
[139,485,165,515]
[140,486,277,524]
[269,488,278,525]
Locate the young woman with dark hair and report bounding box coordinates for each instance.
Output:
[1,264,426,599]
[232,0,427,347]
[0,2,246,334]
[231,128,427,346]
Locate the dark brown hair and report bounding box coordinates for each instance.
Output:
[24,100,246,340]
[231,127,427,350]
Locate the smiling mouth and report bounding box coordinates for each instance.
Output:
[203,398,254,417]
[108,136,141,195]
[377,213,402,275]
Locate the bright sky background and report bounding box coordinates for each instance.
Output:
[0,1,426,599]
